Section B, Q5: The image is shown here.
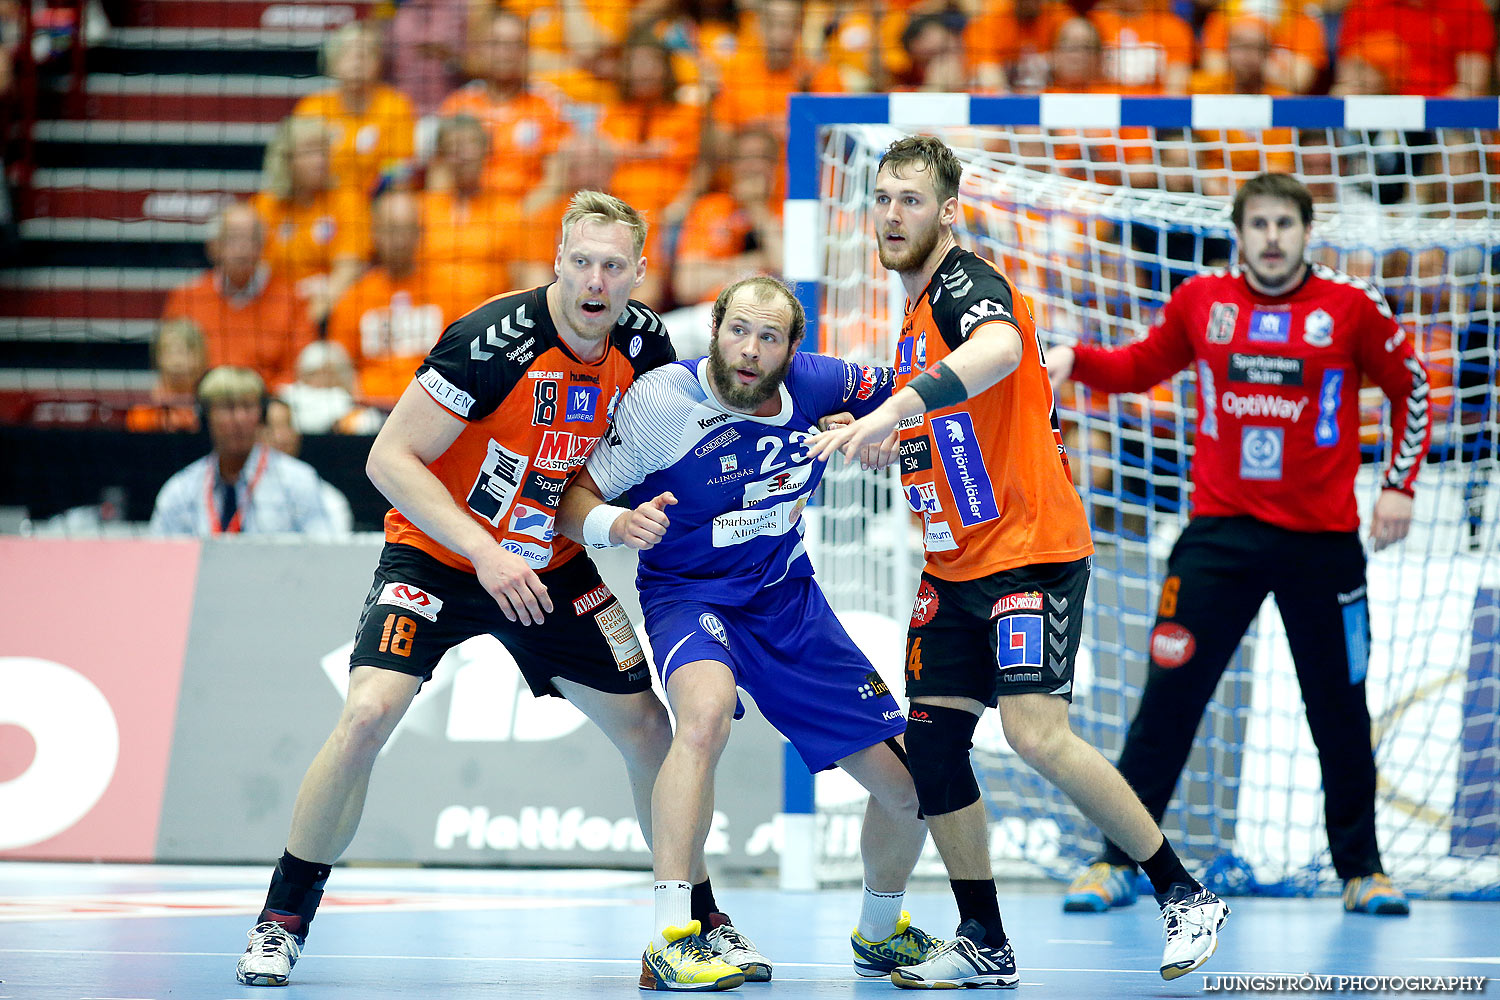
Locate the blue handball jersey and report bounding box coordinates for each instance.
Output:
[586,353,894,603]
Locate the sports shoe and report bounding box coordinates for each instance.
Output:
[890,918,1019,989]
[704,914,771,982]
[640,920,746,992]
[1343,874,1410,915]
[236,920,302,986]
[851,910,941,977]
[1063,862,1140,912]
[1158,885,1230,981]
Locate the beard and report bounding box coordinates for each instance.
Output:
[708,337,793,411]
[877,219,943,273]
[1242,252,1304,293]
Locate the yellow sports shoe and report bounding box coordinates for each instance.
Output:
[851,911,941,977]
[1342,874,1410,915]
[639,920,747,992]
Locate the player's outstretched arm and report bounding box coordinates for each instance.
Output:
[808,321,1025,464]
[816,410,899,470]
[558,469,677,551]
[368,380,553,625]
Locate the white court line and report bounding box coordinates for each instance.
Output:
[1412,957,1500,965]
[1048,938,1113,945]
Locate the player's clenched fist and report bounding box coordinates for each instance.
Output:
[615,492,677,550]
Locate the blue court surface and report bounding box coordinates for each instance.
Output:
[1,863,1495,999]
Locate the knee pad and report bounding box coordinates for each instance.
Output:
[903,704,982,817]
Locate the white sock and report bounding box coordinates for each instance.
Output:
[653,880,693,949]
[858,884,906,942]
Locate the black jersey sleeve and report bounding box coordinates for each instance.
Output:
[414,291,545,422]
[929,251,1022,353]
[612,300,677,376]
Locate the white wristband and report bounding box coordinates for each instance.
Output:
[583,503,627,548]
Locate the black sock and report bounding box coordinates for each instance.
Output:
[950,878,1006,948]
[259,851,333,942]
[1138,838,1200,899]
[1098,840,1139,871]
[691,879,721,926]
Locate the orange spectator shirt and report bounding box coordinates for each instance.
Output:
[327,265,491,404]
[1201,7,1328,77]
[506,0,631,57]
[252,188,372,288]
[673,191,782,302]
[293,86,416,197]
[713,53,843,131]
[598,99,703,220]
[387,284,676,573]
[965,1,1072,90]
[438,83,571,204]
[161,266,316,387]
[894,247,1092,579]
[1090,7,1195,93]
[418,187,520,291]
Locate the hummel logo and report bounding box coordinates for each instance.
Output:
[941,267,973,299]
[470,304,535,361]
[624,304,658,331]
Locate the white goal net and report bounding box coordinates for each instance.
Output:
[804,117,1500,898]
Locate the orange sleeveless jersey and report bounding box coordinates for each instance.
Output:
[895,247,1093,581]
[385,284,675,574]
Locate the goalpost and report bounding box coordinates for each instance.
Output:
[784,94,1500,898]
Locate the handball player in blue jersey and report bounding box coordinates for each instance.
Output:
[558,276,940,991]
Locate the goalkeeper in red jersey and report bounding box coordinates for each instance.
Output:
[1049,172,1428,916]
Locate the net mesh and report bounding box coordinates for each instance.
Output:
[807,122,1500,898]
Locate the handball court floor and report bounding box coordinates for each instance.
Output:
[1,863,1496,999]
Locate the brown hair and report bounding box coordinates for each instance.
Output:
[878,134,963,204]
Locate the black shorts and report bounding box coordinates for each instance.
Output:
[348,543,651,698]
[905,557,1089,706]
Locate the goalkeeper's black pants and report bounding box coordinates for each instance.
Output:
[1098,516,1385,882]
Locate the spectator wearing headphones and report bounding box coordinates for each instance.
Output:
[149,366,336,537]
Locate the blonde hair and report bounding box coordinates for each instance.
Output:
[152,317,207,369]
[197,366,267,407]
[321,20,381,78]
[559,190,648,260]
[261,116,332,200]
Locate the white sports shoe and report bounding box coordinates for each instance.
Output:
[1159,885,1230,980]
[236,920,302,986]
[890,919,1019,989]
[704,916,772,982]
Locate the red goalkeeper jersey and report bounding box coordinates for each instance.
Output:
[1070,264,1429,534]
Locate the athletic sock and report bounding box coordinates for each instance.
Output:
[1098,839,1139,871]
[690,878,720,926]
[950,878,1006,948]
[258,851,332,943]
[857,884,906,942]
[653,880,693,950]
[1138,837,1201,900]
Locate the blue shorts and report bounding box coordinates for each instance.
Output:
[642,577,907,773]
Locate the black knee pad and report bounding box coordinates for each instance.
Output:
[903,704,982,817]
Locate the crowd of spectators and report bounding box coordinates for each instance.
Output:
[133,0,1499,437]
